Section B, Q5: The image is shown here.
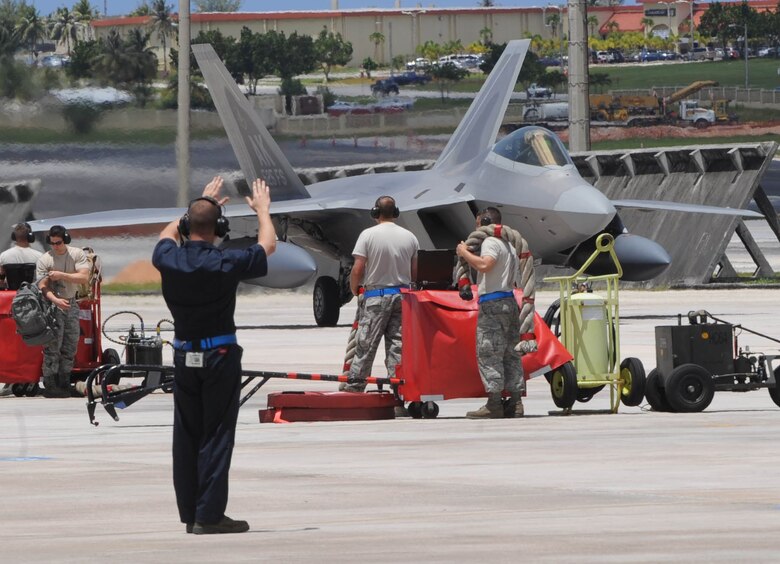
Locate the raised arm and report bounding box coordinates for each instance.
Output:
[245,178,276,257]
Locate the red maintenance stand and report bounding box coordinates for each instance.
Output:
[396,288,572,418]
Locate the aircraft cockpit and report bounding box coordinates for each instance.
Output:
[493,127,572,168]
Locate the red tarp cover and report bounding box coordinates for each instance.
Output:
[0,291,43,384]
[396,288,572,402]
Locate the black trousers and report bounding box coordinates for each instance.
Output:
[172,344,242,525]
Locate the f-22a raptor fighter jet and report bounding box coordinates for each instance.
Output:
[30,40,755,326]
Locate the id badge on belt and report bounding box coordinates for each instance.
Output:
[185,352,204,368]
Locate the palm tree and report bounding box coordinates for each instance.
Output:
[640,17,654,40]
[16,6,47,58]
[587,15,599,37]
[369,31,384,64]
[149,0,174,75]
[547,13,561,39]
[94,29,131,84]
[73,0,98,41]
[479,27,492,45]
[0,25,21,58]
[50,7,79,55]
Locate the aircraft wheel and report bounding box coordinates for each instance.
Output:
[24,383,39,397]
[550,362,578,409]
[421,401,439,419]
[12,384,25,397]
[313,276,341,327]
[407,401,423,419]
[665,364,714,413]
[768,367,780,408]
[645,369,671,412]
[619,357,646,407]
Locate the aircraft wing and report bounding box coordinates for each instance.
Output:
[612,199,763,218]
[192,43,311,202]
[433,39,529,171]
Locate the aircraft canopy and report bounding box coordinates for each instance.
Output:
[493,127,572,167]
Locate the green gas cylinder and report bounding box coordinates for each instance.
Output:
[566,292,609,380]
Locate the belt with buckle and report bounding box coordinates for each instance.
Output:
[363,286,403,298]
[173,334,237,351]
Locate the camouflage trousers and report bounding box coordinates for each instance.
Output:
[345,294,404,392]
[476,297,524,395]
[43,299,80,390]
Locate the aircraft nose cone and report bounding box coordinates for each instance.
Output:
[555,185,616,237]
[614,234,672,281]
[258,241,318,288]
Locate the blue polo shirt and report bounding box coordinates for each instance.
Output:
[152,238,268,341]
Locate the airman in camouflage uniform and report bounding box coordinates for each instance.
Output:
[36,225,90,398]
[342,196,419,399]
[456,207,524,418]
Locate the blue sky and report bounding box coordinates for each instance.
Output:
[32,0,599,19]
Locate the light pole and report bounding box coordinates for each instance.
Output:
[401,9,426,59]
[729,22,749,88]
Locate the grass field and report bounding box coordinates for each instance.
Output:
[588,133,780,152]
[406,58,780,93]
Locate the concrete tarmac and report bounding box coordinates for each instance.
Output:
[2,289,780,562]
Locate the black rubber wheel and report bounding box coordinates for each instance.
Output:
[577,385,605,402]
[12,383,25,397]
[769,367,780,408]
[24,383,39,397]
[313,276,341,327]
[102,348,121,365]
[620,357,646,407]
[421,401,439,419]
[665,363,715,413]
[524,108,540,122]
[407,401,423,419]
[644,369,671,412]
[550,362,578,409]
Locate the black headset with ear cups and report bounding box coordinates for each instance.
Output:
[11,223,35,243]
[178,196,230,239]
[370,196,400,219]
[45,225,71,245]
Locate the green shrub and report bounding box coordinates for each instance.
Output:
[62,102,103,134]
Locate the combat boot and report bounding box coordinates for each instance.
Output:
[466,394,503,419]
[505,392,524,418]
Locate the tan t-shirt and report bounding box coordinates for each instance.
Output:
[353,222,419,289]
[36,246,90,299]
[477,237,517,295]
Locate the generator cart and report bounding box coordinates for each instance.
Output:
[646,310,780,413]
[543,234,646,413]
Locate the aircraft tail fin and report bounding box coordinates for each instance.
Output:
[433,40,529,170]
[192,44,310,200]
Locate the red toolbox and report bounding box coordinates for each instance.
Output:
[396,288,572,403]
[0,291,44,385]
[259,391,396,423]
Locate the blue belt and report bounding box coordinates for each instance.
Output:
[363,286,403,298]
[173,334,237,351]
[478,290,514,304]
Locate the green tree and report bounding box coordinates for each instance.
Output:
[93,29,131,84]
[149,0,174,75]
[698,2,738,52]
[546,12,561,39]
[538,69,566,94]
[227,27,272,94]
[589,71,611,93]
[65,37,99,79]
[587,15,599,37]
[479,27,492,45]
[391,53,405,72]
[0,22,21,58]
[369,30,384,63]
[273,31,316,80]
[129,1,151,16]
[72,0,97,40]
[124,27,157,104]
[193,0,241,11]
[361,56,377,78]
[314,27,352,82]
[15,5,46,57]
[429,61,468,101]
[50,7,79,55]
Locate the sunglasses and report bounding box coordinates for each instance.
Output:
[50,240,65,246]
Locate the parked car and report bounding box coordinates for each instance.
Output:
[758,46,777,57]
[390,71,431,86]
[659,51,678,61]
[526,83,552,99]
[405,57,432,71]
[326,100,374,116]
[538,56,561,67]
[596,50,610,64]
[374,96,415,113]
[639,50,663,62]
[370,79,400,96]
[725,48,740,59]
